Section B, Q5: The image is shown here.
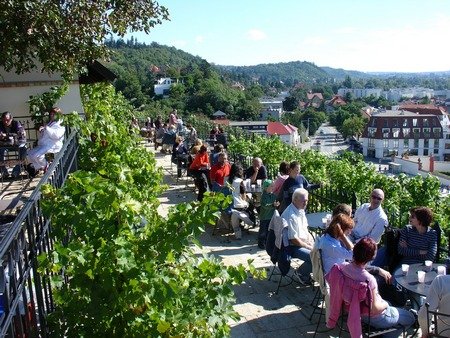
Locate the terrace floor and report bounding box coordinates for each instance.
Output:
[150,143,421,338]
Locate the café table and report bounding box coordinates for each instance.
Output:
[394,262,446,297]
[306,211,332,239]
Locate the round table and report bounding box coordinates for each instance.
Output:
[394,262,446,297]
[306,211,332,238]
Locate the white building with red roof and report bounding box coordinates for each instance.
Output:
[267,121,299,146]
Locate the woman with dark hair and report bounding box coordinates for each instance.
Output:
[329,238,415,337]
[315,214,354,274]
[398,206,437,264]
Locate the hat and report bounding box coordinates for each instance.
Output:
[262,179,272,190]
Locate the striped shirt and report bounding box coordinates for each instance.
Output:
[398,225,437,264]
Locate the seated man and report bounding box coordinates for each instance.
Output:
[27,107,65,176]
[350,188,388,244]
[0,111,27,178]
[281,188,314,284]
[245,157,267,184]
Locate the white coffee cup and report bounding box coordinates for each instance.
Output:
[425,260,432,271]
[417,270,426,283]
[256,179,262,187]
[437,266,446,276]
[401,264,409,275]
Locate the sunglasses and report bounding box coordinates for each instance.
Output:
[371,195,383,201]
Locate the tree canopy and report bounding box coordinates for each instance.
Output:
[0,1,169,76]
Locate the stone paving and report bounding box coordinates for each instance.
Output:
[151,145,417,338]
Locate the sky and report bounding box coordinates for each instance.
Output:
[126,0,450,73]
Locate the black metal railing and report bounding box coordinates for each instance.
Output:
[0,129,78,337]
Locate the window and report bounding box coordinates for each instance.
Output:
[410,148,418,156]
[434,148,439,154]
[403,128,410,137]
[368,127,377,138]
[424,139,429,148]
[404,139,409,148]
[402,119,408,127]
[423,118,429,127]
[382,128,390,138]
[392,128,400,138]
[393,140,399,148]
[368,138,375,148]
[424,149,429,156]
[413,119,418,127]
[392,119,399,127]
[384,119,389,127]
[383,139,389,148]
[413,128,420,138]
[371,118,377,127]
[414,139,419,148]
[423,128,430,138]
[433,127,441,138]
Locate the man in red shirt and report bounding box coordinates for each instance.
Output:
[210,152,231,192]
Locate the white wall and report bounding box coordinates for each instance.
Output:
[0,83,84,119]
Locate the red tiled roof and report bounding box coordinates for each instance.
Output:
[268,121,295,135]
[307,93,324,100]
[399,104,447,116]
[212,119,230,126]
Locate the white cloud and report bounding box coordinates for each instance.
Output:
[246,29,267,41]
[195,35,204,43]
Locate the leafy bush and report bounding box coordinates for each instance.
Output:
[39,83,254,337]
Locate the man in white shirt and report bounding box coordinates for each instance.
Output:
[418,274,450,337]
[350,188,388,244]
[281,188,314,283]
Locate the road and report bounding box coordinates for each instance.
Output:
[301,123,349,156]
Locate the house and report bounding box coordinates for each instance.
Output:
[306,92,323,108]
[267,121,299,146]
[359,109,448,161]
[229,121,268,134]
[259,98,283,121]
[212,110,227,120]
[154,77,175,96]
[325,95,346,113]
[337,88,382,99]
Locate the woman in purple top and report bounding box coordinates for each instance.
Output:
[340,238,415,337]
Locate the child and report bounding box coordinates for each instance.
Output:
[257,179,279,249]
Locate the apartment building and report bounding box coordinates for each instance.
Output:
[360,110,448,160]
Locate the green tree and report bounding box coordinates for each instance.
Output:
[341,116,367,139]
[343,75,353,89]
[0,1,169,76]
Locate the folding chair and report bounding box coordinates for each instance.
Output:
[425,302,450,338]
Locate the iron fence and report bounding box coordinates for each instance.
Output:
[0,129,78,337]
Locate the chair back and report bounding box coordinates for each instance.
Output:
[433,222,442,262]
[425,302,450,338]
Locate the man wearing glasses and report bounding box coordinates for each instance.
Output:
[350,188,388,244]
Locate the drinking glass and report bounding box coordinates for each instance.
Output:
[437,266,446,276]
[401,264,409,276]
[417,270,426,283]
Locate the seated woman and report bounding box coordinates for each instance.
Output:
[228,163,254,239]
[188,145,210,201]
[398,206,437,265]
[315,213,354,275]
[328,238,415,338]
[27,107,65,176]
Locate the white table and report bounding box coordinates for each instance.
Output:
[394,262,446,297]
[306,211,331,238]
